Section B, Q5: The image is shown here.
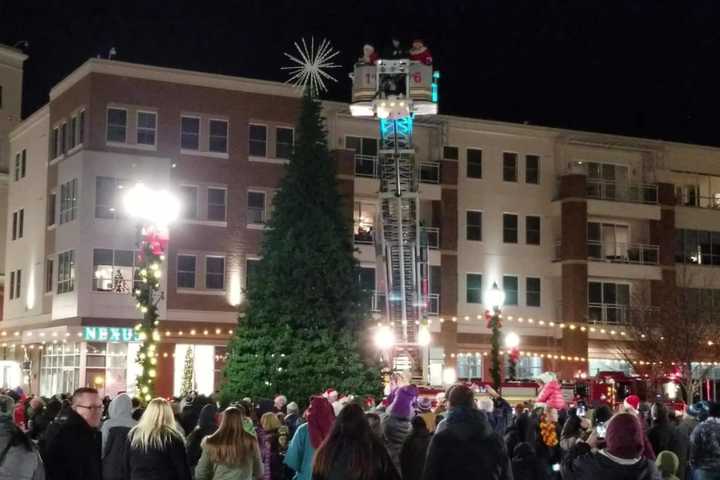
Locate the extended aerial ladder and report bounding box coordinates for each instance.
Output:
[351,58,439,372]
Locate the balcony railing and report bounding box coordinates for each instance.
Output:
[587,178,658,204]
[587,241,659,265]
[676,194,720,210]
[425,293,440,315]
[370,291,386,313]
[354,154,379,178]
[422,226,440,249]
[588,303,629,325]
[419,162,440,184]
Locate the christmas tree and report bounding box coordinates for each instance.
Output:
[221,91,382,406]
[180,345,195,397]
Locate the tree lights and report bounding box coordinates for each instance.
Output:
[124,183,180,402]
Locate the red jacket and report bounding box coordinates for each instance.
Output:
[409,48,432,66]
[536,379,566,410]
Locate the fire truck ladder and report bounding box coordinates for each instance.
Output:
[378,116,422,344]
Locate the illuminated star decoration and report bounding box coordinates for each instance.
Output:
[282,37,340,97]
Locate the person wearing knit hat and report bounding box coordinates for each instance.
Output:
[416,396,437,432]
[284,396,335,480]
[623,394,641,413]
[561,412,661,480]
[655,450,680,480]
[382,384,417,472]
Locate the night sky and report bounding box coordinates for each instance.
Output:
[3,1,720,146]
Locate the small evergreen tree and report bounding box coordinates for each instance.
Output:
[221,91,381,406]
[180,345,195,397]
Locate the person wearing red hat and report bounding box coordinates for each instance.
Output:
[621,395,657,460]
[561,412,662,480]
[623,394,641,414]
[408,39,432,65]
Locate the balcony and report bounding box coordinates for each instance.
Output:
[588,303,629,325]
[354,225,375,245]
[676,194,720,210]
[587,241,659,265]
[422,226,440,250]
[354,154,379,178]
[587,179,658,204]
[368,291,440,316]
[419,162,440,184]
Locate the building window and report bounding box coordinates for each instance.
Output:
[106,108,127,143]
[207,188,227,222]
[9,270,20,300]
[181,116,200,150]
[246,258,261,291]
[179,186,198,219]
[95,176,126,219]
[457,354,482,379]
[15,149,26,181]
[588,281,630,324]
[46,259,54,293]
[51,127,59,158]
[69,116,77,150]
[466,273,483,304]
[526,277,541,307]
[276,127,294,159]
[9,271,14,300]
[503,152,518,182]
[503,213,518,243]
[93,249,134,293]
[249,124,267,157]
[675,229,720,266]
[354,202,376,244]
[12,210,24,240]
[247,191,266,225]
[347,136,379,177]
[443,146,459,160]
[526,216,541,245]
[205,257,225,290]
[503,275,518,306]
[60,122,67,154]
[79,110,86,144]
[57,251,75,294]
[526,154,540,184]
[48,193,56,227]
[467,148,482,179]
[137,111,157,146]
[466,210,482,241]
[209,119,228,153]
[40,342,81,397]
[177,255,196,289]
[510,356,543,379]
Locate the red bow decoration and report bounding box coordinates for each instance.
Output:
[143,230,169,256]
[484,310,502,329]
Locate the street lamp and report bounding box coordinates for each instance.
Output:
[124,183,180,402]
[374,325,396,351]
[505,332,520,381]
[485,282,505,389]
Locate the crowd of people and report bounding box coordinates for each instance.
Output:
[1,371,720,480]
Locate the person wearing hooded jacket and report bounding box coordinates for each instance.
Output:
[561,412,661,480]
[101,393,138,480]
[511,442,550,480]
[0,394,44,480]
[400,416,432,480]
[284,396,334,480]
[422,384,512,480]
[186,404,218,473]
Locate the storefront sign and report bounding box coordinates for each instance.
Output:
[83,326,139,343]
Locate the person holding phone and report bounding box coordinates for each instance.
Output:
[561,413,661,480]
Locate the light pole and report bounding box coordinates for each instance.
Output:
[485,282,505,390]
[505,332,520,381]
[123,183,180,402]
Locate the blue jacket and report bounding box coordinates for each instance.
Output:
[284,423,314,480]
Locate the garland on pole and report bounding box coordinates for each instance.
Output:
[486,310,502,390]
[180,345,195,397]
[132,226,168,403]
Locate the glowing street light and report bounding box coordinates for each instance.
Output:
[504,332,520,350]
[123,183,181,228]
[374,325,395,351]
[486,282,506,311]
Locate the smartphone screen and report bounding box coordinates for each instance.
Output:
[595,424,607,438]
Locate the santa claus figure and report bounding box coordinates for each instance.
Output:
[409,39,433,65]
[358,44,379,65]
[535,371,566,411]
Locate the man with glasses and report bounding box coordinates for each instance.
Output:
[45,387,103,480]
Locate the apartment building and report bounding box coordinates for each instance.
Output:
[5,57,720,396]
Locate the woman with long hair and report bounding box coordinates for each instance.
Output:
[195,407,263,480]
[312,403,399,480]
[260,412,286,480]
[124,397,192,480]
[285,396,335,480]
